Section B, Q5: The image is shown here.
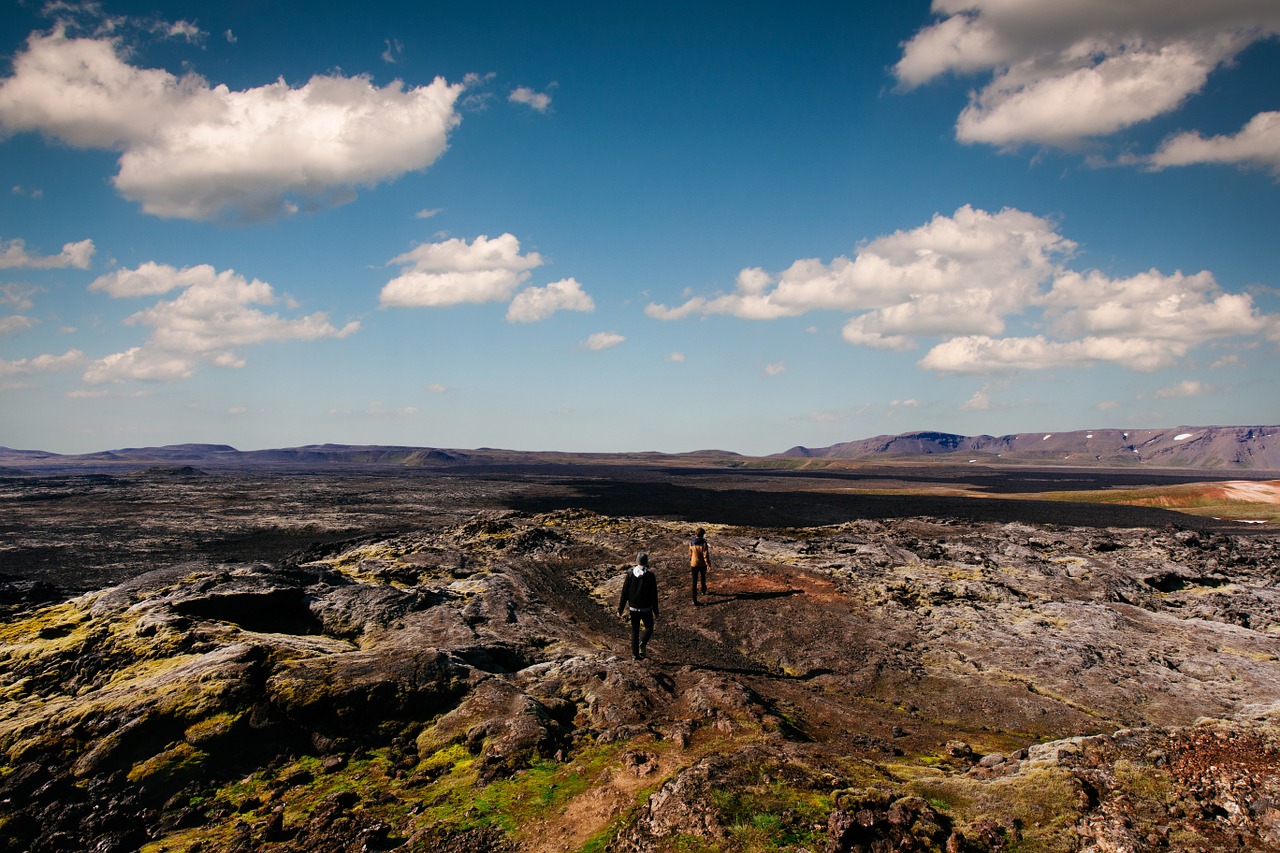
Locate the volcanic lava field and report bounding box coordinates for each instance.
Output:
[1,462,1278,852]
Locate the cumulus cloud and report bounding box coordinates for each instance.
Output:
[648,205,1072,349]
[380,233,544,308]
[506,277,594,323]
[83,347,196,384]
[652,204,1278,378]
[582,331,624,351]
[0,237,94,269]
[0,31,464,221]
[84,262,358,383]
[1043,269,1265,344]
[89,260,209,296]
[0,348,84,376]
[509,86,552,112]
[1151,111,1280,175]
[896,0,1280,148]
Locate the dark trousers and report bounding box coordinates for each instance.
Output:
[691,566,707,601]
[629,608,654,657]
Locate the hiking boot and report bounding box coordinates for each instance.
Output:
[638,642,647,658]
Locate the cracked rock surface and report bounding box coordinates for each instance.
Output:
[0,469,1277,852]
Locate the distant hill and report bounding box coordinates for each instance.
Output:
[3,425,1278,471]
[778,425,1280,469]
[0,442,743,472]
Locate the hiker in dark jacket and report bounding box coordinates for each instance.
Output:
[618,552,659,660]
[689,527,710,605]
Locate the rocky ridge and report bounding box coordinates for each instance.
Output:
[780,426,1280,469]
[1,509,1278,851]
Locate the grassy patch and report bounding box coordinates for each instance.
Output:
[911,766,1082,852]
[709,778,831,852]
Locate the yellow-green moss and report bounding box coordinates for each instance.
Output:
[911,765,1082,852]
[183,710,244,745]
[127,741,207,785]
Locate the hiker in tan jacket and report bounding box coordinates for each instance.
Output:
[689,528,710,606]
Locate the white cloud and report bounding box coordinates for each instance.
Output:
[961,387,991,410]
[582,331,624,351]
[506,277,594,323]
[0,348,84,376]
[0,237,94,269]
[0,316,36,334]
[917,334,1192,374]
[380,233,544,308]
[509,86,551,112]
[415,207,443,219]
[89,260,206,296]
[764,362,786,376]
[667,352,686,363]
[1,283,38,310]
[1151,111,1280,175]
[0,31,464,221]
[654,204,1278,378]
[83,347,195,384]
[1044,269,1266,344]
[897,0,1280,148]
[649,205,1072,349]
[1153,379,1212,398]
[163,20,202,42]
[85,262,358,383]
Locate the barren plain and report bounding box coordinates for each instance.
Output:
[1,461,1278,852]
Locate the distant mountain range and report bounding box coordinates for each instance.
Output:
[2,425,1278,471]
[780,425,1280,469]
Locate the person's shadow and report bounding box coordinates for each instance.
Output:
[699,588,802,607]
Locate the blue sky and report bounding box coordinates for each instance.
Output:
[2,0,1278,455]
